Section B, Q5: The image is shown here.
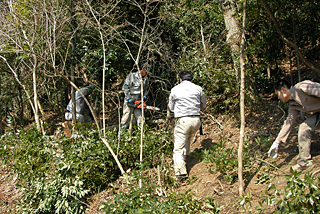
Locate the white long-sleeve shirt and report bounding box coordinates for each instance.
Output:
[168,80,207,118]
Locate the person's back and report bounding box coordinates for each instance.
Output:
[65,84,96,123]
[168,70,206,181]
[169,80,206,118]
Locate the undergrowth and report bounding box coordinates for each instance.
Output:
[257,170,320,213]
[101,165,222,213]
[0,123,173,213]
[1,121,318,214]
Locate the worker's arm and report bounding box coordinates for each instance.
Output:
[168,92,175,112]
[122,74,132,99]
[200,89,207,111]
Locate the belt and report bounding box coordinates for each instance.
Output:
[66,110,71,113]
[177,115,200,119]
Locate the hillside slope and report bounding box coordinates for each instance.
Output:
[84,98,320,213]
[1,98,320,213]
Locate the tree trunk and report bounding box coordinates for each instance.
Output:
[238,0,247,197]
[32,54,41,131]
[221,0,241,78]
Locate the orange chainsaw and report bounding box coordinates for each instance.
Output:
[127,99,160,111]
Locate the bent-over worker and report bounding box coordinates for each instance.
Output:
[268,79,320,172]
[65,84,96,123]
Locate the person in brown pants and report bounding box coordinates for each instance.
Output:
[268,79,320,172]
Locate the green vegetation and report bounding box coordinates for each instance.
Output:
[258,171,320,213]
[0,0,320,213]
[101,178,222,213]
[0,124,173,213]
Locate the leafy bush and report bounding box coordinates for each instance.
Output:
[201,136,265,183]
[0,122,174,213]
[202,136,250,183]
[101,174,221,214]
[259,170,320,213]
[115,124,173,168]
[17,176,89,214]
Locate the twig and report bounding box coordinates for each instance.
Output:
[203,113,223,131]
[213,179,224,195]
[255,157,289,175]
[312,169,320,176]
[68,194,100,214]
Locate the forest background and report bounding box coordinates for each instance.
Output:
[0,0,320,213]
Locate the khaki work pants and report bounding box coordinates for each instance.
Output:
[297,113,320,166]
[120,101,143,129]
[173,116,201,176]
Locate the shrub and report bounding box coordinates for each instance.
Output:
[259,170,320,213]
[0,123,174,213]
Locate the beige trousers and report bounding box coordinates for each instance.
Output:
[297,113,320,166]
[120,101,143,129]
[173,116,201,176]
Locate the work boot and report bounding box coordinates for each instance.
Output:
[291,161,313,172]
[176,174,187,182]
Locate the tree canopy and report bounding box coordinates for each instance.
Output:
[0,0,319,130]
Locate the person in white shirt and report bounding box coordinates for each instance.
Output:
[168,70,207,181]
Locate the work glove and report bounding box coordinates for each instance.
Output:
[128,98,134,104]
[267,141,279,159]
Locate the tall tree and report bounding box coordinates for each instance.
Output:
[221,0,241,78]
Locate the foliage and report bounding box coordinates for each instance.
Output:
[17,176,89,214]
[160,0,240,113]
[195,67,239,113]
[0,127,89,213]
[0,122,173,213]
[238,191,254,213]
[259,171,320,213]
[101,169,222,214]
[201,136,251,183]
[245,0,320,90]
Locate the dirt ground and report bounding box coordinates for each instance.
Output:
[1,98,320,214]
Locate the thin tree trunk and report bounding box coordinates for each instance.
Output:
[22,23,41,131]
[70,0,76,123]
[238,0,247,198]
[84,0,126,176]
[0,56,37,124]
